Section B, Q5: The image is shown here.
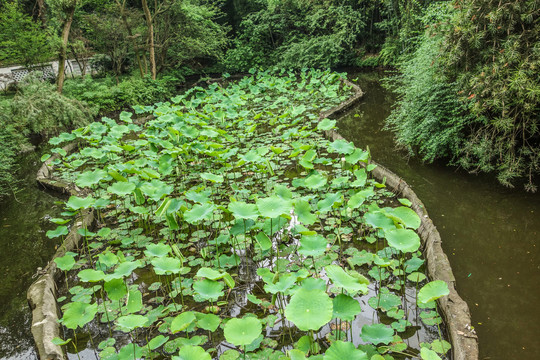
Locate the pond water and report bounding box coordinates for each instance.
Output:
[337,71,540,360]
[0,149,61,360]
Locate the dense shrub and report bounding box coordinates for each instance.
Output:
[63,75,180,113]
[387,1,539,190]
[0,76,94,198]
[440,0,540,190]
[9,76,95,137]
[223,0,367,71]
[385,11,473,163]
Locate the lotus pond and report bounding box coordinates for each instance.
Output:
[44,69,451,360]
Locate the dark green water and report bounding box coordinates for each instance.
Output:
[338,72,540,360]
[0,150,61,360]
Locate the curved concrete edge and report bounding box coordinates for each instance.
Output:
[29,141,93,360]
[321,79,479,360]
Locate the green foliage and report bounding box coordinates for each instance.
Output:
[385,4,472,163]
[9,76,95,137]
[0,109,21,198]
[387,1,540,190]
[63,75,179,113]
[223,0,367,71]
[441,0,540,190]
[0,1,54,67]
[0,76,94,198]
[165,0,230,67]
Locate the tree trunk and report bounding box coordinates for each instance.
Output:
[141,0,156,80]
[115,0,145,77]
[57,5,76,94]
[35,0,47,27]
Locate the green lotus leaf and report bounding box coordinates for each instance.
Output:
[185,189,212,204]
[127,289,143,313]
[418,280,450,305]
[255,232,272,251]
[107,181,136,197]
[49,218,70,225]
[54,253,76,271]
[345,148,369,164]
[288,349,307,360]
[285,287,332,331]
[111,260,142,278]
[173,345,211,360]
[228,201,260,220]
[420,347,442,360]
[76,169,109,188]
[184,203,216,224]
[317,118,336,131]
[301,277,326,291]
[200,172,224,183]
[294,199,317,225]
[46,226,69,239]
[66,195,95,210]
[195,312,221,332]
[404,256,424,273]
[256,196,291,218]
[145,243,171,258]
[118,343,143,359]
[298,234,327,257]
[78,269,106,282]
[148,335,169,350]
[195,268,235,290]
[97,251,118,270]
[171,311,196,333]
[350,169,367,187]
[104,279,127,301]
[332,294,361,321]
[274,183,293,200]
[348,192,366,209]
[60,301,98,330]
[193,279,224,301]
[385,206,421,229]
[385,228,420,253]
[407,272,427,283]
[360,323,394,345]
[328,139,355,154]
[325,265,369,295]
[263,273,297,294]
[51,337,71,346]
[368,291,401,311]
[303,172,327,190]
[224,317,262,346]
[364,211,395,231]
[317,192,343,213]
[151,257,181,275]
[431,340,451,354]
[116,314,148,332]
[323,340,368,360]
[299,149,316,169]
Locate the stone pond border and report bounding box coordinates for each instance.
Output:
[27,76,478,360]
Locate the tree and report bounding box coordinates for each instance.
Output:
[0,1,53,67]
[46,0,80,93]
[114,0,145,77]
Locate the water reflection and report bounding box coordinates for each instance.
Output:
[0,150,60,360]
